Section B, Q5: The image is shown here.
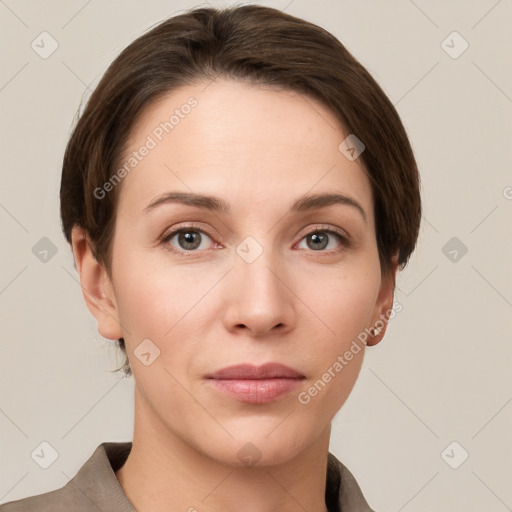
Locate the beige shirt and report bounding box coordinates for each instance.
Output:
[0,442,375,511]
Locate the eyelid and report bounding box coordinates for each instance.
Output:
[159,221,219,249]
[296,224,350,242]
[293,224,352,253]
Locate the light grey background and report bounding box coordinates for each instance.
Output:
[1,1,511,510]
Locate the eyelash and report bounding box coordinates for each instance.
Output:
[159,222,351,257]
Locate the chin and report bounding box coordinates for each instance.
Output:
[204,424,316,469]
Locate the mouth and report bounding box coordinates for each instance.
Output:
[205,363,305,404]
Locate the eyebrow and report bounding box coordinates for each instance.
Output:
[142,191,366,221]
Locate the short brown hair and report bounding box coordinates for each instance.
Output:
[60,4,421,376]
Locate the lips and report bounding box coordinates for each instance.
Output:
[206,363,305,380]
[205,363,305,404]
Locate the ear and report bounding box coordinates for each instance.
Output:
[70,225,124,341]
[366,253,399,347]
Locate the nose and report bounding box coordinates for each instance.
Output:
[221,248,296,337]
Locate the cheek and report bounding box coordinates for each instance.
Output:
[296,263,380,400]
[302,261,380,342]
[332,279,377,337]
[111,247,219,357]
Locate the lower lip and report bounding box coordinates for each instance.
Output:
[208,378,304,404]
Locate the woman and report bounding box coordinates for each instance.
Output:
[0,4,420,511]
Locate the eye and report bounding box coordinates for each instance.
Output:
[161,225,216,253]
[160,223,350,256]
[296,227,349,252]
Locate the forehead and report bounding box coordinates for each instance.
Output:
[116,79,373,220]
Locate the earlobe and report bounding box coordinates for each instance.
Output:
[366,255,399,347]
[70,225,124,341]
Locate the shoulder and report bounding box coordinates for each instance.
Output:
[0,486,81,512]
[327,451,376,512]
[0,442,134,512]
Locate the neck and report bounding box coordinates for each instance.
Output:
[116,385,331,512]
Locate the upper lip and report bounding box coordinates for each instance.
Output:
[206,363,305,380]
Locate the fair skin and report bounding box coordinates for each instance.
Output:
[71,79,397,512]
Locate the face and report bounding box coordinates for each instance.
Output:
[86,79,395,467]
